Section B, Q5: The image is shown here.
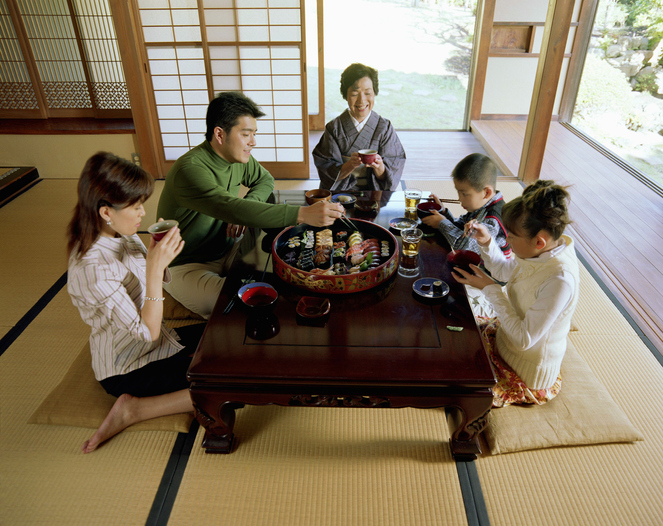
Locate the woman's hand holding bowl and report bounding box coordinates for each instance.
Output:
[339,152,364,180]
[147,218,185,273]
[366,153,386,177]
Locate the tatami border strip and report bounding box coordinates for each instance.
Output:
[456,460,491,526]
[577,252,663,367]
[146,421,200,526]
[0,271,67,357]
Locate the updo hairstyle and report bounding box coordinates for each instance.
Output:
[502,180,571,240]
[340,63,379,100]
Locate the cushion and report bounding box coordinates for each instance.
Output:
[482,339,643,454]
[28,341,193,433]
[163,290,205,320]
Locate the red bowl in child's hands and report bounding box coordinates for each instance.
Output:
[447,250,481,274]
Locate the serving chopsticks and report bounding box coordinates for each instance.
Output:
[222,273,254,314]
[455,208,488,251]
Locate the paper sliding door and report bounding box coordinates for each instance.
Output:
[127,0,309,178]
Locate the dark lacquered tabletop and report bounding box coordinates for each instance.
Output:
[188,190,495,389]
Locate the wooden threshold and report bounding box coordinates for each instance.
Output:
[0,118,135,134]
[471,119,663,356]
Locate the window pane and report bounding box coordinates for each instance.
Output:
[571,1,663,190]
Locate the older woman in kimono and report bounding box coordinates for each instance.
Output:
[313,63,406,192]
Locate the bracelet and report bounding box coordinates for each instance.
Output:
[145,296,165,302]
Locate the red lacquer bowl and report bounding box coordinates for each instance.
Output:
[272,219,399,294]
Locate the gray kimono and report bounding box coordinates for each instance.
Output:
[313,110,406,191]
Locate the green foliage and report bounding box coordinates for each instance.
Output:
[634,71,660,92]
[575,55,633,119]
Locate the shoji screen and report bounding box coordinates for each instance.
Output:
[135,0,309,178]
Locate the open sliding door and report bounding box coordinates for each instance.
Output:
[119,0,309,179]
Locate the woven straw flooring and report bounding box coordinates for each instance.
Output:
[2,177,663,525]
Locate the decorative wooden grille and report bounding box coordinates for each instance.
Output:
[0,0,130,117]
[0,0,40,110]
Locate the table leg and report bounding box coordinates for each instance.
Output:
[193,399,244,454]
[448,395,493,461]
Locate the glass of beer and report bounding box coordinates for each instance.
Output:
[404,188,422,213]
[398,228,423,277]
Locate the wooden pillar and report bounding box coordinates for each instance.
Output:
[109,0,162,178]
[518,0,575,184]
[469,0,495,123]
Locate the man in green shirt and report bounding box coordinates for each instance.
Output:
[158,92,343,318]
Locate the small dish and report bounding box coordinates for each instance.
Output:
[305,189,332,205]
[238,282,278,310]
[296,296,331,326]
[331,193,357,207]
[296,296,331,318]
[412,278,450,302]
[389,217,417,233]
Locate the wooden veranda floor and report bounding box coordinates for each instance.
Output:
[472,120,663,357]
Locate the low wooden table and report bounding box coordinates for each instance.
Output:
[187,191,496,460]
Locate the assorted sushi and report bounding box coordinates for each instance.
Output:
[283,225,391,276]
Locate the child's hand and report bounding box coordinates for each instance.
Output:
[429,193,443,208]
[422,210,444,229]
[467,222,491,246]
[451,264,495,289]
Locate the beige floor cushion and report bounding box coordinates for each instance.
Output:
[28,341,193,433]
[482,339,643,454]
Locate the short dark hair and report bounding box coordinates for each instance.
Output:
[451,153,497,192]
[340,63,379,100]
[205,92,266,141]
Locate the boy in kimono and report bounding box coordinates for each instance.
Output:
[313,63,406,192]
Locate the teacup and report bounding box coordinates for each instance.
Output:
[305,189,332,205]
[147,220,178,242]
[358,149,377,164]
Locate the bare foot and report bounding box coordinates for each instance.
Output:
[82,393,137,453]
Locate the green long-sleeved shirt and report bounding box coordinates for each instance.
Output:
[157,141,300,266]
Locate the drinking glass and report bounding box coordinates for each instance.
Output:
[404,188,422,213]
[398,228,423,277]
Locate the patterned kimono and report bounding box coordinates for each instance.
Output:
[313,110,406,192]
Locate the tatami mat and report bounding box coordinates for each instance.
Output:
[476,264,663,525]
[0,179,78,327]
[168,407,466,526]
[0,290,183,525]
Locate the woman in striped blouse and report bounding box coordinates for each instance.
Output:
[67,152,204,453]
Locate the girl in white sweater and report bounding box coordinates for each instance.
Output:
[453,180,579,407]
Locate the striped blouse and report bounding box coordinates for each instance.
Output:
[67,234,183,381]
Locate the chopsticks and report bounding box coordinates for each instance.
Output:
[222,273,254,314]
[337,214,356,231]
[455,208,488,252]
[424,197,461,204]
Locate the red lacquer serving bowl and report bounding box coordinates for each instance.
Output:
[272,219,399,294]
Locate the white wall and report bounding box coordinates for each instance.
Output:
[481,0,580,116]
[0,134,138,179]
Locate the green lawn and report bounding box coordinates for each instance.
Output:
[321,67,467,130]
